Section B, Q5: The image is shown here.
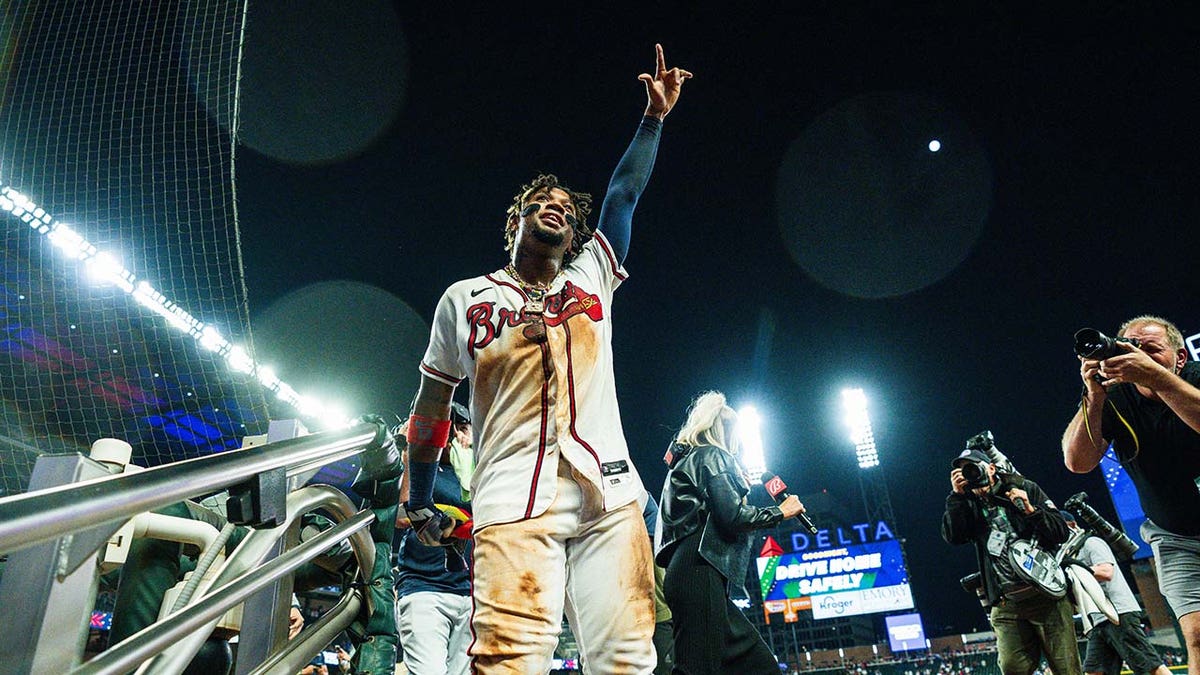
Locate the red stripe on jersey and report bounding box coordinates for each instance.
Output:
[524,340,552,518]
[594,231,628,280]
[485,273,529,301]
[562,321,603,473]
[466,551,479,673]
[420,362,463,385]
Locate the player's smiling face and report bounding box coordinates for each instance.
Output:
[512,187,576,256]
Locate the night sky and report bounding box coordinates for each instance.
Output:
[230,1,1200,636]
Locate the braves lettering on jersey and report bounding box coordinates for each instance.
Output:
[419,232,642,530]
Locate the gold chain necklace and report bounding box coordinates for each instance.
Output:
[503,263,560,299]
[504,263,560,343]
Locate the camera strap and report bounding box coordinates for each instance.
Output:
[1079,394,1140,460]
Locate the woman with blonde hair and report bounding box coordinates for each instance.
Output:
[656,391,805,674]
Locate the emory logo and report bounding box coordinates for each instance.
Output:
[466,281,603,357]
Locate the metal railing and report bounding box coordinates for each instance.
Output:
[0,422,388,675]
[0,423,378,555]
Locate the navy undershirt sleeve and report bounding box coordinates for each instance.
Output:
[406,459,438,508]
[596,116,662,264]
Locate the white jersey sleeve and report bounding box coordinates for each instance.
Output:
[419,284,468,386]
[576,230,628,294]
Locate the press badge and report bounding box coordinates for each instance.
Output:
[987,530,1007,557]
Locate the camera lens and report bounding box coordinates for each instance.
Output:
[959,461,991,488]
[961,463,982,482]
[1074,328,1111,359]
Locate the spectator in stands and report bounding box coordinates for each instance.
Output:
[299,659,328,675]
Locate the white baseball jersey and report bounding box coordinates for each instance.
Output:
[419,231,643,530]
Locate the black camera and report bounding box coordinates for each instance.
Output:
[1074,328,1140,360]
[965,430,994,453]
[956,432,995,489]
[959,461,991,489]
[1063,491,1140,561]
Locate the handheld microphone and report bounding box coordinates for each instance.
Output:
[760,472,818,534]
[991,481,1028,513]
[1010,494,1028,513]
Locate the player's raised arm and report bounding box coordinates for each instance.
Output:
[597,43,692,264]
[640,43,692,122]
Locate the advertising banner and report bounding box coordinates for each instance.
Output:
[756,525,914,620]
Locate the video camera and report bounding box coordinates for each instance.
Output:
[1074,328,1140,360]
[1063,491,1139,560]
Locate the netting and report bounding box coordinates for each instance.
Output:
[0,0,268,496]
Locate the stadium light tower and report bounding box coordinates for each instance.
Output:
[737,404,767,484]
[841,388,895,529]
[842,388,879,469]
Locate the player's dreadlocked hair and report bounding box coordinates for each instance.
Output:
[504,174,594,264]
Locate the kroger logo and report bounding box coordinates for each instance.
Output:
[819,596,855,615]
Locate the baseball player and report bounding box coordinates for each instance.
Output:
[401,44,691,673]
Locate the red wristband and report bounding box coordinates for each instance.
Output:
[407,414,451,448]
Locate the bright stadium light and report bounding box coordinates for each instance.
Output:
[737,404,766,484]
[198,326,227,353]
[1,181,351,429]
[320,404,353,430]
[256,365,281,391]
[225,345,255,374]
[86,252,135,292]
[842,388,879,469]
[47,223,92,259]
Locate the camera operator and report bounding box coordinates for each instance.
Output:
[1062,315,1200,675]
[1062,512,1169,675]
[942,445,1081,675]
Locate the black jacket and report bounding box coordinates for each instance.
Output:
[656,443,785,590]
[941,474,1069,606]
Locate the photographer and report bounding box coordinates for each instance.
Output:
[942,444,1080,675]
[1062,315,1200,674]
[1062,513,1169,675]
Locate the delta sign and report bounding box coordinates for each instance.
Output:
[756,520,914,620]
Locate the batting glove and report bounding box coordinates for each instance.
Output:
[403,504,454,547]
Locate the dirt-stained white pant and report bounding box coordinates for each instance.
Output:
[469,459,656,674]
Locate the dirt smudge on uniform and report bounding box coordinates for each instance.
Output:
[474,335,543,419]
[518,570,543,597]
[471,521,560,666]
[565,313,599,383]
[624,509,657,632]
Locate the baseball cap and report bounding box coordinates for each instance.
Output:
[951,448,992,469]
[1060,510,1076,524]
[450,401,471,425]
